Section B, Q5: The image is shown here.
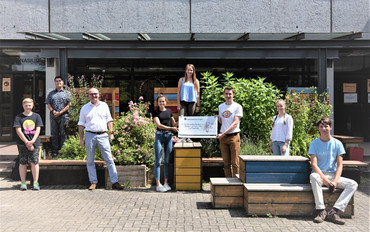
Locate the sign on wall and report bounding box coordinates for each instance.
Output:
[343,83,356,93]
[344,93,358,103]
[368,79,370,92]
[2,78,11,92]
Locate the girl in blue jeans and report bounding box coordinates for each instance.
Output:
[269,99,293,156]
[153,95,178,192]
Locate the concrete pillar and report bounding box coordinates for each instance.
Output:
[327,59,334,134]
[45,58,60,136]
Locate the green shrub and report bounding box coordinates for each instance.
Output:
[66,73,104,136]
[58,134,103,160]
[240,137,271,156]
[286,90,332,157]
[199,72,281,145]
[110,99,157,165]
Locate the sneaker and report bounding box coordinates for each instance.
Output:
[20,182,27,191]
[156,184,167,192]
[33,182,40,191]
[327,210,345,225]
[112,182,124,190]
[163,183,171,191]
[178,138,185,143]
[313,210,327,223]
[185,138,193,143]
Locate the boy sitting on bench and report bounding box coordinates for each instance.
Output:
[309,117,358,225]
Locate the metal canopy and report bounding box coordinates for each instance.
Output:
[19,32,365,41]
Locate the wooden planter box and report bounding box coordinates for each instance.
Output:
[106,165,147,188]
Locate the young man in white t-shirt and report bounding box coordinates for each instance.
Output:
[216,86,243,177]
[309,117,357,225]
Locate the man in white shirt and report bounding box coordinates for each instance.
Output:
[216,86,243,177]
[78,88,123,190]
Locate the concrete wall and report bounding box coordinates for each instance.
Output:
[1,0,369,39]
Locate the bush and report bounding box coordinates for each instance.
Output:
[58,134,103,160]
[110,98,157,165]
[199,72,281,145]
[240,137,271,156]
[286,90,332,157]
[66,73,104,135]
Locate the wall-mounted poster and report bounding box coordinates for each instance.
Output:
[2,78,11,92]
[368,79,370,92]
[368,93,370,103]
[344,93,357,103]
[343,83,356,93]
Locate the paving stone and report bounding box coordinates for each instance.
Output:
[0,176,369,232]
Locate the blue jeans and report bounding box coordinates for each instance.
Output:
[154,131,173,181]
[50,115,68,153]
[272,141,290,156]
[85,132,118,184]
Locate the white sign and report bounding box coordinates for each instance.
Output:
[368,93,370,103]
[344,93,357,103]
[178,116,218,138]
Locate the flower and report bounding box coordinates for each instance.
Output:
[139,96,144,101]
[111,100,156,165]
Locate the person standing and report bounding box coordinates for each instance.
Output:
[309,117,357,225]
[78,88,123,190]
[13,98,44,190]
[216,86,243,178]
[177,64,200,143]
[269,99,293,156]
[153,94,178,192]
[45,76,71,157]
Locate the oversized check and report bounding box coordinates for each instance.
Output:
[178,116,218,138]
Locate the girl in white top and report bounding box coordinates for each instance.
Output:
[270,99,293,156]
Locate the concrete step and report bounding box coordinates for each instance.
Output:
[0,154,18,161]
[0,161,15,169]
[0,167,13,178]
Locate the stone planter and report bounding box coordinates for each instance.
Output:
[106,165,147,188]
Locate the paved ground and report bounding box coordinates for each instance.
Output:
[0,175,369,232]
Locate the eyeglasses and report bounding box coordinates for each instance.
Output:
[89,93,99,96]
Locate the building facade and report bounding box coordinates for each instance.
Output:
[1,0,369,141]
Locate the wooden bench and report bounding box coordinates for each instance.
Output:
[244,183,353,217]
[210,177,244,208]
[209,156,357,217]
[39,135,51,159]
[239,155,310,184]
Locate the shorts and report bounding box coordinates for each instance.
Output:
[17,144,40,165]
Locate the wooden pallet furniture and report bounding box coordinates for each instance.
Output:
[209,155,355,217]
[210,177,243,208]
[100,87,120,119]
[239,155,310,184]
[154,87,178,119]
[173,142,202,190]
[244,183,353,217]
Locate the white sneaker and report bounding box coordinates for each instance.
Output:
[156,184,167,192]
[163,183,171,191]
[185,138,193,143]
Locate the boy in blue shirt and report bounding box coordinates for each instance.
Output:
[309,117,357,225]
